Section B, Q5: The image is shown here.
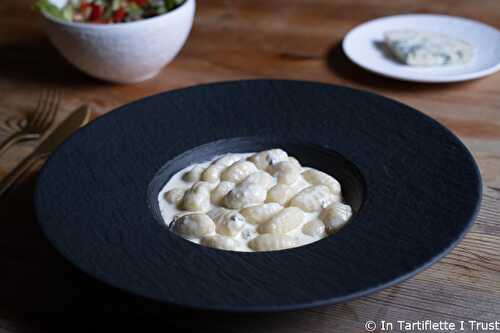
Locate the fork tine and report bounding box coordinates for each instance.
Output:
[42,91,61,133]
[30,90,51,129]
[32,91,44,118]
[34,89,58,131]
[30,90,51,131]
[39,90,60,133]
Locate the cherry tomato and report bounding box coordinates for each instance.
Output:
[112,8,126,22]
[89,4,103,21]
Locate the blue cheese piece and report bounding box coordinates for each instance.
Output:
[384,30,473,66]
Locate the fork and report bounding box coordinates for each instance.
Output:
[0,90,60,157]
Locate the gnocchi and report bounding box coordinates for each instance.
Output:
[269,161,301,185]
[258,207,304,234]
[210,181,235,205]
[320,202,353,234]
[221,160,258,184]
[158,149,353,252]
[248,149,288,171]
[302,169,341,195]
[201,235,240,251]
[302,219,326,237]
[288,156,301,169]
[289,185,338,212]
[164,188,185,206]
[202,154,241,183]
[224,182,267,209]
[171,213,215,238]
[240,203,283,224]
[183,165,204,182]
[266,184,300,206]
[208,208,246,237]
[248,234,298,251]
[181,182,212,212]
[242,171,274,190]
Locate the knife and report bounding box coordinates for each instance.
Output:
[0,104,91,196]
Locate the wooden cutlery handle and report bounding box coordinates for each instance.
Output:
[0,154,41,196]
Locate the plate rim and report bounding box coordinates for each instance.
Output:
[34,79,483,312]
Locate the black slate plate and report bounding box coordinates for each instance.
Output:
[35,80,481,312]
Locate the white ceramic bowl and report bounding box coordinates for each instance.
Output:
[41,0,195,83]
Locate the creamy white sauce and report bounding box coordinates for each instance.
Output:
[158,151,352,252]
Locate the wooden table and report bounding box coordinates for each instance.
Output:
[1,0,499,331]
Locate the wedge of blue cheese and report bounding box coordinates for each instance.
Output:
[384,30,473,66]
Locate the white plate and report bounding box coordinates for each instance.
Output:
[342,14,500,83]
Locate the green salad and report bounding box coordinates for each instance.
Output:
[35,0,185,23]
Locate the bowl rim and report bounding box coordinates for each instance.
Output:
[40,0,194,30]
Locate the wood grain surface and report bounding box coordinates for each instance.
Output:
[0,0,499,332]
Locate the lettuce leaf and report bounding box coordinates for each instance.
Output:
[34,0,70,21]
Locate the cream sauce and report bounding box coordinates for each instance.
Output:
[158,151,350,252]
